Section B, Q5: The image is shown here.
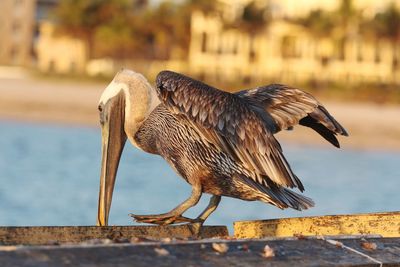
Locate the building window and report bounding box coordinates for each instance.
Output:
[232,42,237,54]
[337,38,345,60]
[10,47,19,63]
[320,56,329,67]
[217,43,222,54]
[249,38,256,62]
[201,32,207,53]
[374,43,381,63]
[12,21,21,33]
[393,57,398,69]
[357,42,363,62]
[281,36,298,58]
[48,60,55,72]
[70,61,77,73]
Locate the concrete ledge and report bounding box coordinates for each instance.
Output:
[234,211,400,238]
[0,237,399,266]
[0,225,228,245]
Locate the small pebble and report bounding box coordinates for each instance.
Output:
[154,247,170,256]
[212,242,229,254]
[0,246,18,251]
[361,241,377,250]
[114,238,129,243]
[161,237,173,243]
[294,233,306,240]
[261,245,275,258]
[130,237,153,243]
[335,241,344,248]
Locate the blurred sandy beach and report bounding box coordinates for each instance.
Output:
[1,75,399,151]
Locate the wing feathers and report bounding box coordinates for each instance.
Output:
[156,71,303,190]
[238,174,313,210]
[236,84,348,147]
[299,116,340,147]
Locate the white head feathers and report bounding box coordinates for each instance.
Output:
[99,69,161,147]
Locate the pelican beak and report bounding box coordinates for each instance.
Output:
[97,91,127,226]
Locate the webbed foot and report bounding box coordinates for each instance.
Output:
[129,213,197,225]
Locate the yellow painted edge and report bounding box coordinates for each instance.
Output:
[233,211,400,238]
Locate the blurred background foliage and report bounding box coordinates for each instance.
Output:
[52,0,400,61]
[47,0,400,103]
[1,0,399,103]
[54,0,200,59]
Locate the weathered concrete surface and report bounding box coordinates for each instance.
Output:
[0,237,399,267]
[0,225,228,245]
[234,211,400,238]
[340,238,400,266]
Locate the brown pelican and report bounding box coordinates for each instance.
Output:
[96,69,348,226]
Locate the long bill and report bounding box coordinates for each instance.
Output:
[96,94,126,226]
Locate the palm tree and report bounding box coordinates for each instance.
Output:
[299,9,335,38]
[53,0,138,58]
[374,3,400,69]
[335,0,360,60]
[240,1,270,34]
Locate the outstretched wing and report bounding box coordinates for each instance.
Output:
[156,71,304,191]
[236,84,348,148]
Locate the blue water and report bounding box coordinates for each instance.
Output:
[0,121,399,230]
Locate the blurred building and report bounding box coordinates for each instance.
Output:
[0,0,85,74]
[268,0,399,18]
[217,0,400,20]
[0,0,37,66]
[189,0,400,84]
[36,22,87,74]
[2,0,399,84]
[0,0,58,67]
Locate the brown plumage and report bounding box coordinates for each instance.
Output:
[133,70,346,224]
[97,69,348,226]
[157,71,306,191]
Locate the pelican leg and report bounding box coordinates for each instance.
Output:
[130,184,202,225]
[186,195,222,238]
[195,195,221,224]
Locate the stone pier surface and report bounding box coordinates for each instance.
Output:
[0,236,399,266]
[0,225,228,245]
[1,211,399,266]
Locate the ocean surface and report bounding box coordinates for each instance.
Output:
[0,121,399,231]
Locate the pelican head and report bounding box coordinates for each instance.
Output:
[96,69,160,226]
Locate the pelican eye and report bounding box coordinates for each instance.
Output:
[98,105,103,112]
